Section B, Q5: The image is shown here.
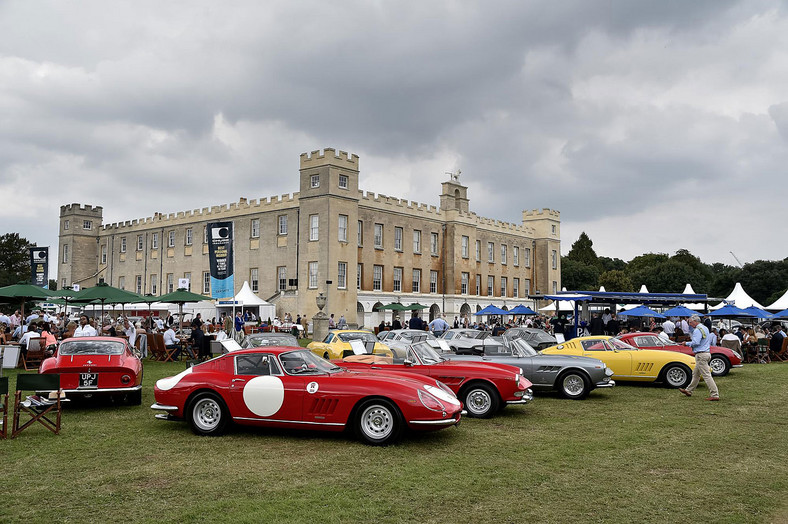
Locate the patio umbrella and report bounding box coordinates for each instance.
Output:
[772,308,788,319]
[508,304,537,316]
[378,303,408,311]
[742,306,773,319]
[404,303,428,310]
[0,282,54,334]
[661,305,699,318]
[474,304,508,316]
[707,304,755,318]
[616,305,665,319]
[157,288,213,334]
[74,283,143,327]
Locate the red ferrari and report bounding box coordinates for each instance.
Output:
[336,341,533,418]
[152,347,462,445]
[39,336,143,404]
[616,332,743,376]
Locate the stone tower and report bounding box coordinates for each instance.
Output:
[57,204,103,289]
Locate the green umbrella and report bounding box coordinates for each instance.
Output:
[378,303,408,311]
[0,282,54,332]
[158,288,213,334]
[404,303,428,310]
[74,283,144,326]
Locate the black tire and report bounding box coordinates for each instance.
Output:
[557,371,590,400]
[462,383,500,418]
[354,399,403,446]
[128,389,142,406]
[662,363,692,388]
[188,392,230,436]
[709,355,731,377]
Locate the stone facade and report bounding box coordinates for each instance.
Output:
[58,148,561,326]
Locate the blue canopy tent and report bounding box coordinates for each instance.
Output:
[616,305,665,319]
[772,308,788,319]
[707,304,755,318]
[508,304,537,316]
[661,305,699,318]
[473,304,508,316]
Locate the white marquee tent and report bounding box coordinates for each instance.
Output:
[711,282,764,310]
[215,281,276,321]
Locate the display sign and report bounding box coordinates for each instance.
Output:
[30,247,49,288]
[207,221,234,299]
[178,278,190,290]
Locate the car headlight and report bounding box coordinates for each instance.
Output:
[418,389,446,412]
[604,367,615,377]
[732,351,742,360]
[435,380,457,399]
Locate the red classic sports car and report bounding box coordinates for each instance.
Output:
[616,332,743,376]
[39,336,143,404]
[151,347,462,445]
[336,341,533,418]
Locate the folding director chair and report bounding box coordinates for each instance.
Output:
[12,373,63,438]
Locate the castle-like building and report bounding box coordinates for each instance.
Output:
[58,148,561,326]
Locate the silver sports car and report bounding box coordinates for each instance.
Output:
[446,338,615,399]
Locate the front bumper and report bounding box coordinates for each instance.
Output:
[732,364,743,368]
[595,380,616,388]
[151,402,179,412]
[408,417,461,426]
[506,387,534,405]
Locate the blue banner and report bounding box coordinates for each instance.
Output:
[207,222,234,299]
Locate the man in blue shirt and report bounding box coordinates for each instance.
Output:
[428,315,450,337]
[679,314,719,400]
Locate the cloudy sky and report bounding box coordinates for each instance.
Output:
[2,0,787,273]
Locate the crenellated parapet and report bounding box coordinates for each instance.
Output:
[359,190,442,218]
[300,148,359,170]
[522,208,560,220]
[60,203,103,217]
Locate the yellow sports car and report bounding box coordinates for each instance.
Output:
[307,330,394,360]
[540,336,696,388]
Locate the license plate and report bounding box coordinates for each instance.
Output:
[79,373,98,388]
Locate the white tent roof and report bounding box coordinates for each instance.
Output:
[599,286,606,292]
[539,300,575,312]
[766,289,788,311]
[231,281,272,306]
[681,283,706,310]
[638,284,649,293]
[711,282,764,310]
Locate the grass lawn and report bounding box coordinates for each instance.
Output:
[2,355,787,523]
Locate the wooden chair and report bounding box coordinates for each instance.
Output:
[153,334,177,362]
[21,337,45,371]
[11,373,63,438]
[770,336,788,362]
[148,334,166,361]
[0,377,8,439]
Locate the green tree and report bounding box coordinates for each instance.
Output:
[708,263,741,301]
[598,270,633,292]
[0,233,34,287]
[48,279,58,291]
[561,259,599,291]
[599,256,626,273]
[565,232,599,267]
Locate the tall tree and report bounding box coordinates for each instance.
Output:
[598,270,633,292]
[561,259,599,291]
[0,233,34,287]
[565,232,599,267]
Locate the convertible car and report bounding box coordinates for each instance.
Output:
[378,329,443,351]
[152,347,462,445]
[446,338,615,399]
[241,332,300,349]
[39,336,143,404]
[336,341,533,418]
[307,330,392,359]
[616,332,743,377]
[439,329,506,354]
[540,336,696,388]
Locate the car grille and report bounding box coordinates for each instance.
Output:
[635,362,655,373]
[536,366,561,373]
[307,398,339,416]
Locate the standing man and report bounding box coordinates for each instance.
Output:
[679,314,719,401]
[428,315,449,337]
[74,315,98,337]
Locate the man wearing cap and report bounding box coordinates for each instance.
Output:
[679,314,719,401]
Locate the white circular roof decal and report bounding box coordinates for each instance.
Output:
[307,381,319,394]
[242,376,285,417]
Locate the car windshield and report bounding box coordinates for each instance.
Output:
[607,338,638,351]
[510,338,539,356]
[337,332,377,343]
[279,350,341,374]
[59,340,125,355]
[411,342,443,364]
[525,330,556,343]
[457,331,487,340]
[400,331,436,341]
[243,335,299,348]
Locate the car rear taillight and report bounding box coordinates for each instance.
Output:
[121,375,131,384]
[418,389,445,412]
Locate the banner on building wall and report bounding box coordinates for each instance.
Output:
[30,247,49,288]
[207,222,234,299]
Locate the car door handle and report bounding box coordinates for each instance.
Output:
[232,378,246,383]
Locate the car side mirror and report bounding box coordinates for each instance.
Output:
[404,359,414,366]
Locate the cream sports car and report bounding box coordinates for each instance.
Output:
[307,330,394,360]
[540,336,696,388]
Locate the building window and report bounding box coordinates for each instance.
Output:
[461,236,469,258]
[357,264,362,290]
[552,225,557,234]
[83,220,92,230]
[501,244,507,265]
[553,281,558,294]
[513,246,519,266]
[308,262,318,289]
[203,226,208,244]
[338,262,347,289]
[394,227,403,251]
[251,219,260,239]
[278,215,287,235]
[501,277,508,297]
[552,249,558,270]
[373,265,383,291]
[150,275,158,295]
[413,230,421,253]
[167,231,174,248]
[488,242,494,262]
[524,279,531,296]
[203,272,210,294]
[167,273,174,293]
[513,278,520,298]
[374,224,383,248]
[430,270,438,293]
[338,215,348,242]
[487,276,494,296]
[476,240,481,261]
[62,244,69,264]
[412,269,421,293]
[120,237,127,253]
[461,273,469,295]
[393,267,402,292]
[64,220,69,230]
[430,232,439,256]
[309,215,319,241]
[278,266,287,291]
[100,244,107,264]
[118,276,125,290]
[250,268,258,292]
[136,275,143,294]
[338,174,348,189]
[185,228,193,246]
[525,247,531,268]
[61,278,66,289]
[310,174,320,188]
[357,221,363,246]
[184,272,191,291]
[151,233,159,250]
[137,235,143,251]
[476,274,481,295]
